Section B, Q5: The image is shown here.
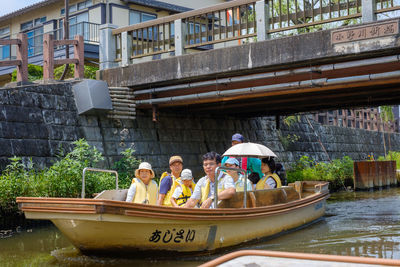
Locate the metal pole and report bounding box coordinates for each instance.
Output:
[214,166,247,208]
[82,167,119,198]
[60,0,70,80]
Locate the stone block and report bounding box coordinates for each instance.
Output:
[55,95,69,111]
[4,106,43,123]
[39,94,57,110]
[0,122,13,138]
[104,142,118,156]
[0,90,9,105]
[62,126,79,141]
[0,140,12,156]
[35,140,51,156]
[78,115,98,127]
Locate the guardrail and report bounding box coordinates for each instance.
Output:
[0,33,28,82]
[43,34,84,80]
[100,0,400,69]
[82,167,119,198]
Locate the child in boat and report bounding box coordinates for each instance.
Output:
[256,158,282,189]
[170,169,196,207]
[126,162,158,205]
[224,158,253,191]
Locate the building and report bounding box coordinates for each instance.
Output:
[313,107,397,132]
[0,0,226,85]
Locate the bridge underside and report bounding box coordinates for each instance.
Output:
[136,56,400,117]
[99,19,400,117]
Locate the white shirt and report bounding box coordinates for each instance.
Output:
[191,173,235,208]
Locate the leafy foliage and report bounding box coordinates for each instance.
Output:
[113,148,141,189]
[0,139,141,214]
[11,64,98,81]
[287,155,354,191]
[378,151,400,169]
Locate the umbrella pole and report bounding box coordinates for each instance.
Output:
[214,167,219,208]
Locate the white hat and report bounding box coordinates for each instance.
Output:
[135,162,155,178]
[181,169,193,181]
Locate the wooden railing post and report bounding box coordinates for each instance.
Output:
[362,0,377,23]
[174,19,187,56]
[121,31,132,66]
[255,0,269,41]
[16,33,28,82]
[43,34,54,80]
[74,35,84,79]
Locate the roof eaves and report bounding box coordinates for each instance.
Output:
[0,0,61,25]
[121,0,192,13]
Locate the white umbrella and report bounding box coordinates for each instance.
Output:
[222,142,277,159]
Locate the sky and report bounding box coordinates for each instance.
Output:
[0,0,44,17]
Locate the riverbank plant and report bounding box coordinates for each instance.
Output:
[378,151,400,169]
[0,139,140,214]
[286,156,354,191]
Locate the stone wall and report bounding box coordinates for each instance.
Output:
[1,82,400,178]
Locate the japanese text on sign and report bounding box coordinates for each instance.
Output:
[331,21,398,44]
[149,229,196,243]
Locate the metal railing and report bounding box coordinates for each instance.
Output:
[101,0,400,68]
[82,167,119,198]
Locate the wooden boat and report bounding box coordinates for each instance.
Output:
[17,180,329,254]
[199,250,400,266]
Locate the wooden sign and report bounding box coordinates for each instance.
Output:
[331,20,399,44]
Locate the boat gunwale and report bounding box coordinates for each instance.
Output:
[17,192,329,220]
[198,249,400,267]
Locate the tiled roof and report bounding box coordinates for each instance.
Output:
[121,0,191,13]
[0,0,60,24]
[0,0,192,25]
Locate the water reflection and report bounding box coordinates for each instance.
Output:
[1,187,400,266]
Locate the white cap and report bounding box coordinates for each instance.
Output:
[181,169,193,180]
[135,162,155,178]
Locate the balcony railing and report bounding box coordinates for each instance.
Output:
[103,0,400,68]
[1,21,99,60]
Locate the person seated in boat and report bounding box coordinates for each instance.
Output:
[256,157,282,190]
[221,133,263,183]
[184,152,236,209]
[170,169,196,207]
[224,158,253,191]
[157,155,183,206]
[126,162,158,205]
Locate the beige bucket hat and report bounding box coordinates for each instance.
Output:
[135,162,155,178]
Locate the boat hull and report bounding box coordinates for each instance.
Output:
[19,190,328,253]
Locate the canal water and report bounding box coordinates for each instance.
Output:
[1,187,400,266]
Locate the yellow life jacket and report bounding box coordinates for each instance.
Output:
[159,171,180,206]
[199,176,225,206]
[131,178,158,205]
[256,173,282,190]
[175,181,196,206]
[235,177,252,192]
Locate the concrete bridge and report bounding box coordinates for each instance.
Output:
[98,0,400,118]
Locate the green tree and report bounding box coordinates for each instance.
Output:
[379,106,394,156]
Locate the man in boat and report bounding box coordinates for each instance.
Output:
[170,169,196,207]
[221,133,263,185]
[256,157,282,189]
[156,155,183,206]
[126,162,158,204]
[224,158,253,191]
[184,152,236,209]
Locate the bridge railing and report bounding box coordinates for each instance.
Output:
[0,33,28,82]
[99,0,400,70]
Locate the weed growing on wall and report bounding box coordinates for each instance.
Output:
[0,139,141,214]
[286,155,354,191]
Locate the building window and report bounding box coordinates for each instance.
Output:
[61,1,92,15]
[21,16,46,31]
[129,10,157,25]
[0,26,10,36]
[0,36,10,60]
[27,27,44,57]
